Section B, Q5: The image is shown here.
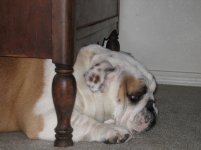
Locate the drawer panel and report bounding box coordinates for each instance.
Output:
[0,0,52,58]
[76,0,118,28]
[74,24,117,56]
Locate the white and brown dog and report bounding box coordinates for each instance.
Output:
[0,44,157,144]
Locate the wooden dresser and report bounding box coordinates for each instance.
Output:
[0,0,120,147]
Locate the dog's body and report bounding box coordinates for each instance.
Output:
[0,45,157,143]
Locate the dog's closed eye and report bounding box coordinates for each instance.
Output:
[127,95,139,103]
[127,86,147,104]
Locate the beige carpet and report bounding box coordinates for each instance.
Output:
[0,85,201,150]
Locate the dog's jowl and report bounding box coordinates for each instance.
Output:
[0,44,158,144]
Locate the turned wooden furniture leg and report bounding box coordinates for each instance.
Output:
[52,0,76,147]
[106,30,120,52]
[52,64,76,147]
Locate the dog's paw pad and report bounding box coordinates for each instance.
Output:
[119,134,130,143]
[104,130,130,144]
[84,71,103,92]
[104,136,118,144]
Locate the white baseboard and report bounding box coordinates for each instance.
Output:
[150,70,201,87]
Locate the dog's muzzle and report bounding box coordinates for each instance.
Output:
[145,100,157,131]
[129,99,157,133]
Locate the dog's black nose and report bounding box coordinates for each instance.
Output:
[146,100,157,131]
[146,100,154,112]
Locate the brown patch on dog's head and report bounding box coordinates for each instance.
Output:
[118,75,147,104]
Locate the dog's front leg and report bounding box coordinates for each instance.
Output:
[71,110,130,144]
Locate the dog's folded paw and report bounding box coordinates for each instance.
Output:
[104,133,130,144]
[103,127,131,144]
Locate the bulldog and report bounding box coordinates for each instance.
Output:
[0,44,158,144]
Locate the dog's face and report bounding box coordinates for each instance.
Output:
[116,75,157,133]
[84,58,158,134]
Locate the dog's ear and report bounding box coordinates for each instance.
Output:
[104,65,120,83]
[84,61,117,93]
[104,67,116,74]
[100,64,119,92]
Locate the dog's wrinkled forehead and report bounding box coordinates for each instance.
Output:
[118,75,147,104]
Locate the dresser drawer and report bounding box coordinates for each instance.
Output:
[0,0,119,58]
[76,0,118,28]
[0,0,52,58]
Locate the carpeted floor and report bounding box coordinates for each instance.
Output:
[0,85,201,150]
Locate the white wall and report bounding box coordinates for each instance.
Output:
[119,0,201,86]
